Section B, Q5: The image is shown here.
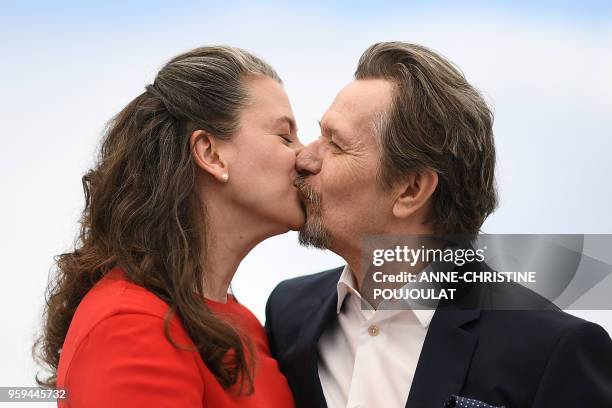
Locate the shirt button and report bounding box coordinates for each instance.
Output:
[368,325,380,336]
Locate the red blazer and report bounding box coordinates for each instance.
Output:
[56,268,295,408]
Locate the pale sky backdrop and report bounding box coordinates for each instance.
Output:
[1,1,611,403]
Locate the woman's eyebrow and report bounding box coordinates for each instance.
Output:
[272,116,297,133]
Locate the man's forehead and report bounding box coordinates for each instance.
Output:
[336,79,391,114]
[322,79,392,137]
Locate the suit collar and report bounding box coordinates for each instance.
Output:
[288,269,340,408]
[404,259,486,408]
[405,305,480,408]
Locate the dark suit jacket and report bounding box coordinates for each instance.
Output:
[265,262,612,408]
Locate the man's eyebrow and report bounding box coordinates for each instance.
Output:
[318,120,337,135]
[318,120,347,144]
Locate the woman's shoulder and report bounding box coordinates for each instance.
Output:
[57,268,198,386]
[56,270,209,407]
[70,268,177,329]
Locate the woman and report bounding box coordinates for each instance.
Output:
[34,45,303,407]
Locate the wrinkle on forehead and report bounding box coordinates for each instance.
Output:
[326,79,393,148]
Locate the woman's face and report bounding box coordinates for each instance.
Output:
[222,76,305,233]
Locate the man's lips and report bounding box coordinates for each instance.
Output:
[293,175,319,209]
[293,178,306,198]
[293,181,311,215]
[296,189,309,207]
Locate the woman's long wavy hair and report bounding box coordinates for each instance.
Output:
[33,45,281,393]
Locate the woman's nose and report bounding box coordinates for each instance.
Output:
[296,139,323,175]
[292,138,305,154]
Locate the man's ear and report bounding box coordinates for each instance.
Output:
[189,129,230,183]
[392,169,438,219]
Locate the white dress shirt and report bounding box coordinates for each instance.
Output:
[317,265,436,408]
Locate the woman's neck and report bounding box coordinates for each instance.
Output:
[202,230,258,303]
[200,198,279,303]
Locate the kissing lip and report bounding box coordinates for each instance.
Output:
[295,186,308,206]
[294,180,310,203]
[293,176,304,194]
[293,185,308,215]
[293,178,310,215]
[298,196,307,216]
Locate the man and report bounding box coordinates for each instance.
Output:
[265,42,612,407]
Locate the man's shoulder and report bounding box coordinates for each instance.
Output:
[481,277,608,337]
[448,270,609,349]
[477,305,609,351]
[266,266,343,319]
[272,266,343,301]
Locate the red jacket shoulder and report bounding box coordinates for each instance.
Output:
[57,269,203,391]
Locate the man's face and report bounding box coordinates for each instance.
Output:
[296,79,395,256]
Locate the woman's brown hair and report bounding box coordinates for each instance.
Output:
[33,45,281,393]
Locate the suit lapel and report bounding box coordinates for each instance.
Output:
[288,288,338,408]
[405,307,480,408]
[406,258,486,408]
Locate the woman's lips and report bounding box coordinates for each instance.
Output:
[292,183,309,214]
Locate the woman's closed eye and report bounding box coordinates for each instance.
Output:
[279,134,292,144]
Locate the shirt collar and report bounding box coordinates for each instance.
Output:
[412,307,435,328]
[336,264,356,313]
[335,264,436,329]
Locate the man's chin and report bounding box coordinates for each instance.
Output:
[297,218,332,249]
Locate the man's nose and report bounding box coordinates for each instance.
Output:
[296,138,323,175]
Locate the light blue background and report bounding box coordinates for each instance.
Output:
[1,1,611,402]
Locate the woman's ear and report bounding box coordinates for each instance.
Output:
[189,129,230,183]
[392,169,438,219]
